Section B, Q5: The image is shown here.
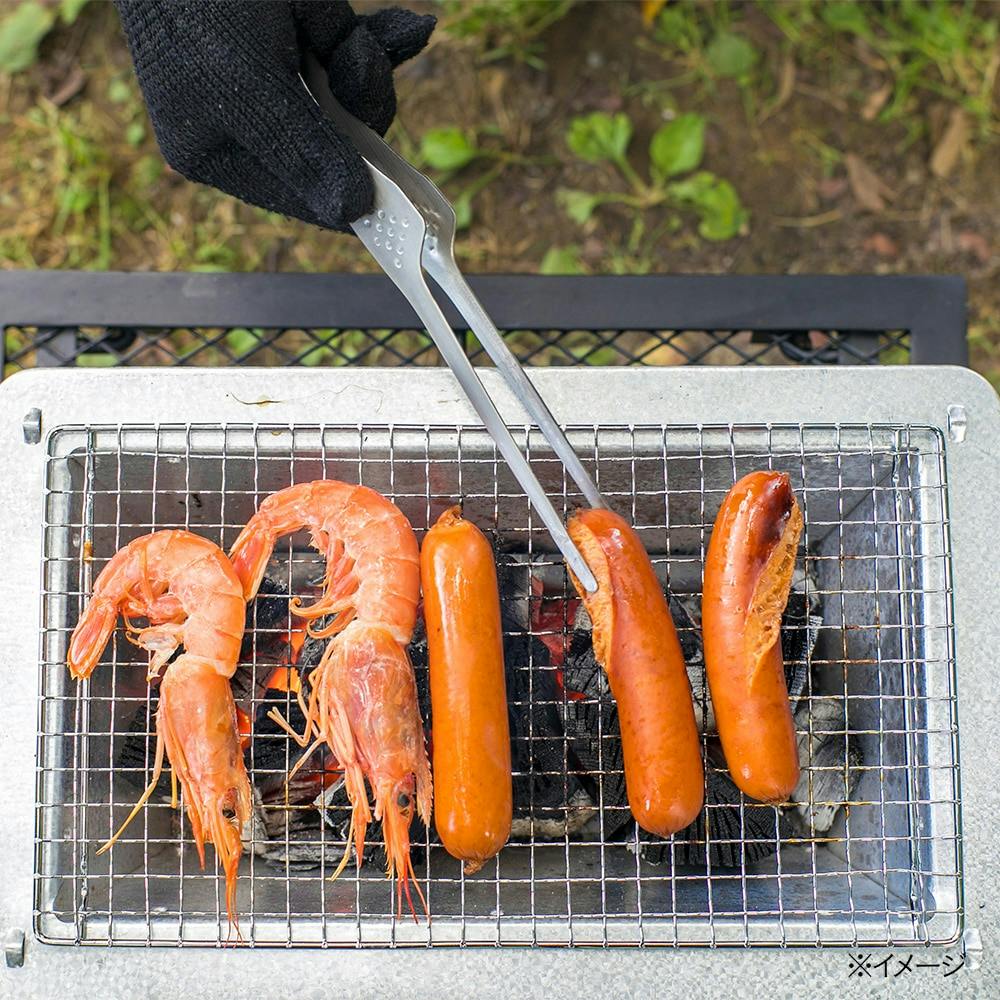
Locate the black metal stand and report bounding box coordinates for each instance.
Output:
[0,271,968,376]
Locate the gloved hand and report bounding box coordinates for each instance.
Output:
[115,1,435,231]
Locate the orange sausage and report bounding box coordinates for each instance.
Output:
[702,471,803,803]
[421,506,512,874]
[567,508,704,838]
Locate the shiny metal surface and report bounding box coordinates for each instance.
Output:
[0,367,996,998]
[34,418,959,949]
[301,54,601,592]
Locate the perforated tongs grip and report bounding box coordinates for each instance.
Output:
[301,54,601,593]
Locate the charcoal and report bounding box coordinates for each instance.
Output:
[778,584,823,711]
[637,764,793,868]
[495,557,533,632]
[244,574,296,638]
[670,593,704,666]
[297,631,328,672]
[252,829,352,870]
[559,574,827,841]
[495,559,594,833]
[117,697,171,795]
[407,616,431,727]
[247,685,323,796]
[415,604,595,836]
[249,780,382,870]
[231,575,297,707]
[789,696,863,835]
[502,610,594,835]
[509,786,596,839]
[559,624,628,837]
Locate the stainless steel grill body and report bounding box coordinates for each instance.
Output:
[36,421,959,948]
[1,368,997,996]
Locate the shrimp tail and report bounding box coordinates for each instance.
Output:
[67,598,118,680]
[228,522,275,602]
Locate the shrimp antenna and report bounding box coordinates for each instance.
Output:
[398,850,429,923]
[96,728,166,856]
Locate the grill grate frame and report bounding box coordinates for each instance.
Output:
[35,420,961,948]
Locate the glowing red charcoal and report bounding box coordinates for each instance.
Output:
[529,576,585,700]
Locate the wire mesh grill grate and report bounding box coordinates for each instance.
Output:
[35,421,960,947]
[3,326,910,377]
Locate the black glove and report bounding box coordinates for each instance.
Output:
[115,1,435,231]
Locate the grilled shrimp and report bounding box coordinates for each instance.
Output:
[66,530,251,931]
[229,481,431,918]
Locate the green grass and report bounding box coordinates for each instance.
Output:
[763,0,999,128]
[437,0,577,68]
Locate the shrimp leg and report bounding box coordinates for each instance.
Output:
[97,725,167,856]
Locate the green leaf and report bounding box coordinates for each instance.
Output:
[557,188,602,225]
[667,171,748,241]
[420,127,478,172]
[59,184,93,215]
[706,30,758,78]
[581,346,620,366]
[539,245,585,275]
[300,346,337,367]
[194,241,237,267]
[821,1,873,40]
[299,330,339,366]
[694,179,747,240]
[566,112,632,164]
[107,77,132,104]
[668,171,717,203]
[453,190,472,230]
[0,2,56,74]
[76,351,116,368]
[59,0,89,25]
[649,113,705,181]
[654,6,701,51]
[125,121,145,147]
[224,328,261,356]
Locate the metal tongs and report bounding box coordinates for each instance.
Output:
[301,54,602,592]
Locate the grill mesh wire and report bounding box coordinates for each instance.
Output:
[36,422,960,946]
[3,326,909,375]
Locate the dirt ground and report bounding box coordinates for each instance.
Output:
[1,1,997,384]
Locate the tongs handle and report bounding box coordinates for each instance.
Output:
[400,253,598,592]
[422,253,605,511]
[301,56,599,592]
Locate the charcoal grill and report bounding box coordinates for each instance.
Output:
[1,365,997,994]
